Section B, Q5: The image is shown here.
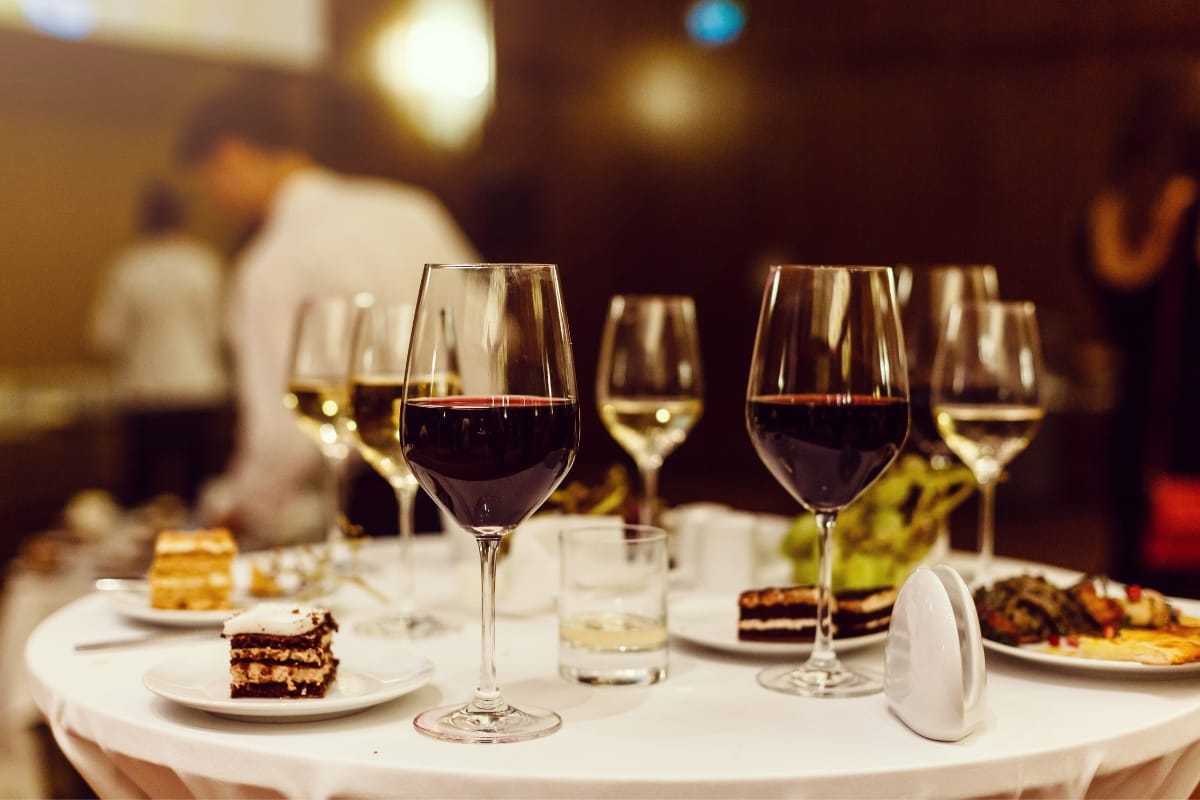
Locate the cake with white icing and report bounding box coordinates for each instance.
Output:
[148,528,237,610]
[223,603,338,698]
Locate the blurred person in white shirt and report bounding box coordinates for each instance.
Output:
[174,79,478,544]
[89,180,230,506]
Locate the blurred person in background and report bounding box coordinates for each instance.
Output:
[89,180,229,508]
[1081,66,1200,586]
[175,78,477,544]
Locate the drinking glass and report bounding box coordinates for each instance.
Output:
[348,299,456,638]
[746,266,909,697]
[931,301,1044,585]
[896,265,999,466]
[402,264,579,743]
[596,295,704,526]
[896,265,998,561]
[284,296,355,547]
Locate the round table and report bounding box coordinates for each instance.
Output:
[24,534,1200,799]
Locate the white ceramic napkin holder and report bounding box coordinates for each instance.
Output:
[884,564,987,742]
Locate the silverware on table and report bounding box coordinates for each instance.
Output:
[93,577,148,593]
[74,630,214,652]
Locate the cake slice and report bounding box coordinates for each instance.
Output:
[737,585,898,642]
[148,528,237,610]
[223,604,339,698]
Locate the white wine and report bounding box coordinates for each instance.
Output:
[284,379,350,449]
[599,396,702,465]
[934,403,1044,478]
[349,376,412,483]
[559,612,668,653]
[349,373,462,483]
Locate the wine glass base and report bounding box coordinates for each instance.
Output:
[353,612,458,639]
[756,662,883,698]
[413,702,562,744]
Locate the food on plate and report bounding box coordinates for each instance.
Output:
[223,603,339,698]
[974,574,1200,666]
[737,585,897,642]
[248,562,286,598]
[780,454,976,590]
[1068,624,1200,666]
[148,528,237,610]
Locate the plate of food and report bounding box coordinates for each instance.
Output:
[109,588,241,628]
[106,528,243,627]
[975,573,1200,677]
[670,586,894,657]
[144,604,435,722]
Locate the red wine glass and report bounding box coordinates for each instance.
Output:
[746,265,910,697]
[402,264,579,743]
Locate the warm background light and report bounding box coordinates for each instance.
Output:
[372,0,494,149]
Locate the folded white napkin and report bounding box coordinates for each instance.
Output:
[452,514,623,616]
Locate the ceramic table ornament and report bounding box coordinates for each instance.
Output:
[884,564,987,742]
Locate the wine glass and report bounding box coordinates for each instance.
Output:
[596,295,704,526]
[896,264,998,561]
[896,265,999,466]
[746,266,909,698]
[284,296,355,547]
[402,263,579,743]
[347,299,457,638]
[931,301,1044,585]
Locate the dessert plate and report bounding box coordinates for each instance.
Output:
[981,637,1200,678]
[669,591,888,657]
[108,588,241,628]
[144,644,435,722]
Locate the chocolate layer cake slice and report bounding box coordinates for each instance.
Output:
[737,585,897,642]
[223,604,339,698]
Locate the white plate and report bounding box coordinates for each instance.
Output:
[982,637,1200,678]
[109,589,241,628]
[144,644,435,722]
[669,591,888,657]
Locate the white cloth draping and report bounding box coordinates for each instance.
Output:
[20,534,1200,800]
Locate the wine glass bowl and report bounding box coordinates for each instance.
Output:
[596,295,704,525]
[745,266,909,698]
[931,300,1044,585]
[401,263,579,743]
[896,264,999,465]
[284,296,356,545]
[347,300,452,638]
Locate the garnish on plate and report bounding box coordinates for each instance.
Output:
[974,574,1200,665]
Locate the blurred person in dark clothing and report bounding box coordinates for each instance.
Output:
[175,78,477,543]
[1080,66,1200,586]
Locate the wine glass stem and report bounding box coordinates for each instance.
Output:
[324,452,348,545]
[471,535,504,714]
[393,483,418,615]
[977,481,996,585]
[637,462,660,527]
[809,511,838,670]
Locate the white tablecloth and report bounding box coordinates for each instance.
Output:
[22,535,1200,799]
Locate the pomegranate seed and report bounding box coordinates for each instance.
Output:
[1127,584,1143,602]
[1049,634,1061,647]
[1103,625,1115,639]
[1066,635,1080,648]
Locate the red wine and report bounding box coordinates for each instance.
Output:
[747,394,909,512]
[403,395,578,531]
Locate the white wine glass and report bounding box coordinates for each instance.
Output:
[896,264,999,465]
[931,301,1044,585]
[284,296,355,548]
[596,295,704,526]
[402,264,579,743]
[896,264,998,561]
[746,266,909,698]
[348,299,456,638]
